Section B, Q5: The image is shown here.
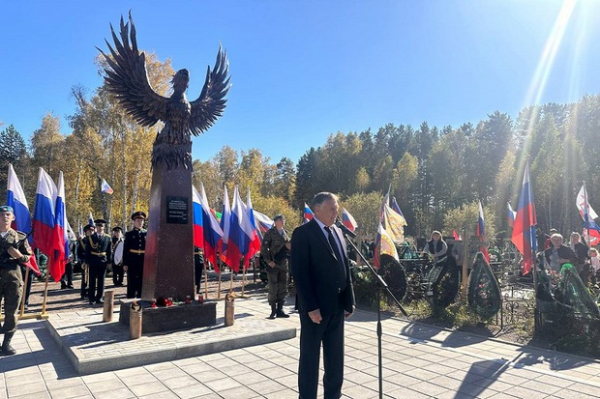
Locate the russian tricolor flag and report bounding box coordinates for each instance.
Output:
[195,184,224,267]
[511,163,537,275]
[477,200,489,262]
[218,184,231,269]
[33,168,57,270]
[341,207,358,232]
[243,189,261,268]
[227,186,253,273]
[88,211,95,227]
[507,202,516,227]
[52,171,68,282]
[6,164,40,275]
[253,210,273,233]
[192,185,205,249]
[100,179,113,195]
[576,184,600,246]
[303,203,314,224]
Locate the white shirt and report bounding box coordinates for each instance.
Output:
[314,218,344,260]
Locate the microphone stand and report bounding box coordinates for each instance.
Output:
[337,223,407,399]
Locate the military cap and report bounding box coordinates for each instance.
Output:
[273,214,285,222]
[131,211,147,221]
[112,226,123,232]
[83,224,96,232]
[94,219,107,225]
[0,205,14,213]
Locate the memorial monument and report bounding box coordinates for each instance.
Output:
[99,13,230,303]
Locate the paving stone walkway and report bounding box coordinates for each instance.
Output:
[1,293,600,398]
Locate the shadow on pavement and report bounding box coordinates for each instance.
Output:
[0,326,78,380]
[452,359,509,398]
[514,346,593,371]
[441,327,493,348]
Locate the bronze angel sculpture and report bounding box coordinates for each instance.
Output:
[98,13,230,170]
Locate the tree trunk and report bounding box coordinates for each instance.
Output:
[121,124,128,230]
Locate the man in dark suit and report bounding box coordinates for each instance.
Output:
[291,192,355,399]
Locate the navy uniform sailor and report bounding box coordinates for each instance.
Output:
[85,219,112,305]
[0,205,33,355]
[123,211,147,299]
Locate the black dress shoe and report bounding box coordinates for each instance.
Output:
[60,285,67,290]
[67,284,74,289]
[96,299,104,305]
[89,301,95,306]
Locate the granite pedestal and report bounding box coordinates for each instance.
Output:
[119,299,217,333]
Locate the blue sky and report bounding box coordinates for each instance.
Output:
[2,1,599,165]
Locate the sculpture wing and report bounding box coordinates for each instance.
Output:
[189,46,231,136]
[98,13,168,127]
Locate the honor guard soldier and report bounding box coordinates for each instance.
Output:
[0,205,33,355]
[111,226,124,286]
[79,224,94,299]
[85,219,112,305]
[260,214,291,319]
[123,211,147,299]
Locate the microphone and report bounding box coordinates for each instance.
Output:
[335,220,356,238]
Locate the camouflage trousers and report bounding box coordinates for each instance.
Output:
[0,267,24,334]
[267,260,288,306]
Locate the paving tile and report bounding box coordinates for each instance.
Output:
[246,379,287,395]
[6,381,48,397]
[128,381,170,397]
[203,376,242,392]
[91,386,135,399]
[47,384,91,399]
[137,392,180,399]
[218,385,264,399]
[161,375,200,390]
[170,383,214,399]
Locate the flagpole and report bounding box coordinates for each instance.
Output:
[241,263,247,297]
[217,268,222,299]
[19,267,30,316]
[583,181,590,245]
[229,265,234,294]
[41,273,50,316]
[461,228,469,299]
[203,261,209,299]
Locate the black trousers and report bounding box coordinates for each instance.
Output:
[112,264,124,285]
[88,263,107,302]
[80,265,88,298]
[298,310,345,399]
[195,262,204,293]
[61,262,73,286]
[127,265,143,298]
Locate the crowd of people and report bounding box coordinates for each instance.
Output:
[543,230,600,284]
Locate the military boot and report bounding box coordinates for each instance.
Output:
[1,332,16,356]
[276,303,290,318]
[269,304,277,320]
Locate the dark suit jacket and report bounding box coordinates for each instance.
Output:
[544,244,577,266]
[291,219,355,316]
[85,233,112,265]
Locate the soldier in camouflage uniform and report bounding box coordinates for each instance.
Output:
[260,214,291,319]
[0,205,32,356]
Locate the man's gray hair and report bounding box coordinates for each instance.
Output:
[310,192,338,208]
[551,233,563,241]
